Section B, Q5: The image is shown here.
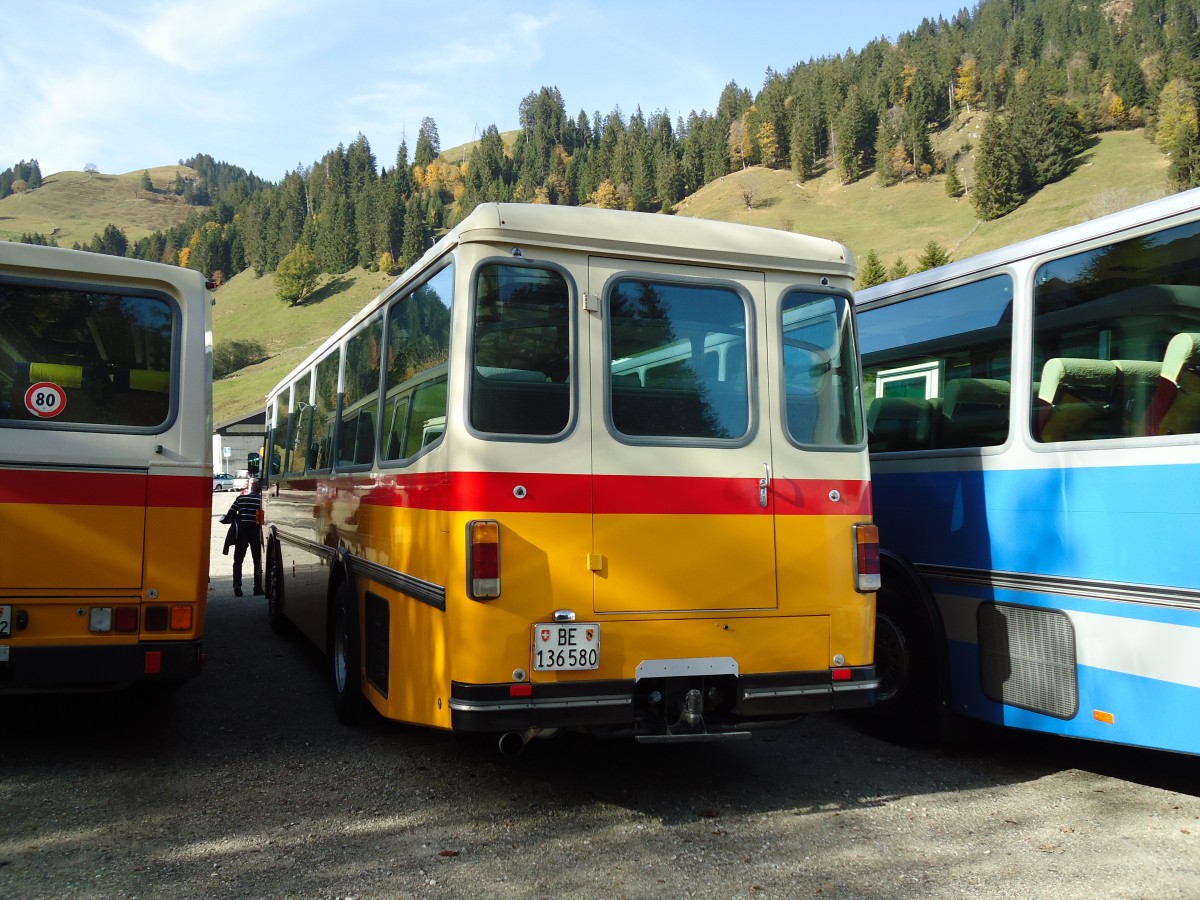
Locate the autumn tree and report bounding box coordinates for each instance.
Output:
[955,57,982,112]
[275,244,319,306]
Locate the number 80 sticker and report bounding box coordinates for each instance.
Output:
[24,381,68,418]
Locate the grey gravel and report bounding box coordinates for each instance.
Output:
[0,498,1196,898]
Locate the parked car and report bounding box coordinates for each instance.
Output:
[231,469,251,491]
[213,473,236,492]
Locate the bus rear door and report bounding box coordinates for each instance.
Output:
[588,259,778,614]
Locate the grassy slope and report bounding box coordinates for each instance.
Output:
[677,126,1170,269]
[0,166,203,246]
[211,267,395,424]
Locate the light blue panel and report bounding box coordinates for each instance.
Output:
[874,462,1200,589]
[946,638,1200,754]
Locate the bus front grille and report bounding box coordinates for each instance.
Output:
[977,602,1078,719]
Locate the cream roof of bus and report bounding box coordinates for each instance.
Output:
[450,203,855,276]
[267,203,856,401]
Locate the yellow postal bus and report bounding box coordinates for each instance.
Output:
[0,242,212,691]
[263,203,877,748]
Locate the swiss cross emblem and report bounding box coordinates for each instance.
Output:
[540,629,551,642]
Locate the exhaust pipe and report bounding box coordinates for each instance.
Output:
[498,731,526,756]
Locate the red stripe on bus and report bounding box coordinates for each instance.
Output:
[353,471,870,516]
[0,469,211,508]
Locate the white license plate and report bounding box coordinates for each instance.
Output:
[533,622,600,671]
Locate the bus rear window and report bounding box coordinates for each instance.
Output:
[0,281,175,429]
[608,279,750,441]
[470,264,570,436]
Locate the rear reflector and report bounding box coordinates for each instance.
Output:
[170,605,193,631]
[114,606,139,632]
[468,519,501,599]
[853,523,881,593]
[832,668,852,681]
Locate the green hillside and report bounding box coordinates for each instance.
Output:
[212,267,395,424]
[0,166,203,247]
[677,124,1170,267]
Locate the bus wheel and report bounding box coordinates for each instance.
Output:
[862,585,938,744]
[330,582,367,726]
[265,542,287,635]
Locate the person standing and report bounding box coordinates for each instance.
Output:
[225,478,263,597]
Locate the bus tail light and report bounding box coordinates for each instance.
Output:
[853,523,881,593]
[468,519,501,600]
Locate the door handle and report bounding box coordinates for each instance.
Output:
[759,463,770,509]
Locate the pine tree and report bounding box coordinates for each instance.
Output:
[944,163,965,197]
[916,241,952,271]
[858,250,889,288]
[888,257,910,281]
[414,118,441,169]
[971,114,1022,220]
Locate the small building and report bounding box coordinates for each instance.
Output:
[213,408,265,476]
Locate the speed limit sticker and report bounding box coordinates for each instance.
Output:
[24,381,67,418]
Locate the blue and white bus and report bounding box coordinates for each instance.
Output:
[855,187,1200,755]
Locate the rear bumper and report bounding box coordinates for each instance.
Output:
[0,640,204,692]
[449,666,877,736]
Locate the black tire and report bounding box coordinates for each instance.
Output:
[264,540,287,635]
[330,581,367,726]
[860,583,940,744]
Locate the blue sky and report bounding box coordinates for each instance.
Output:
[2,1,969,181]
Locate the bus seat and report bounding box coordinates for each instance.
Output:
[1152,333,1200,435]
[1037,358,1115,442]
[866,396,935,451]
[1111,359,1161,436]
[940,377,1010,447]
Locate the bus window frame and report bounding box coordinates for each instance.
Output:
[859,271,1017,456]
[378,260,455,468]
[601,269,757,449]
[778,286,866,451]
[334,312,385,473]
[0,273,183,435]
[464,256,578,445]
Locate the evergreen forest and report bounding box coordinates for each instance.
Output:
[7,0,1200,297]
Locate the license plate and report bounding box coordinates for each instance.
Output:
[533,622,600,671]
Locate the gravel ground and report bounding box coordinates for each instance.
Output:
[0,497,1197,899]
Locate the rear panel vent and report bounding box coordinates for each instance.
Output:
[978,602,1078,719]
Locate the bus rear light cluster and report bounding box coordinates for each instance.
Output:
[853,523,881,593]
[89,606,139,633]
[468,519,501,599]
[88,605,194,634]
[143,605,194,632]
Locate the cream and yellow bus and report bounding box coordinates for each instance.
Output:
[0,242,213,691]
[263,203,877,749]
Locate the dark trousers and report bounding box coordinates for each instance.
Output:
[233,526,263,590]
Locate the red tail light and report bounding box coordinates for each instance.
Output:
[468,520,501,599]
[853,523,880,593]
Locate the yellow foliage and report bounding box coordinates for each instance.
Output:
[592,180,621,209]
[178,247,191,268]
